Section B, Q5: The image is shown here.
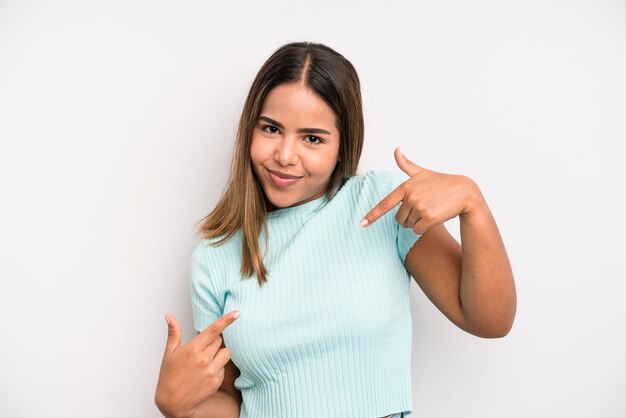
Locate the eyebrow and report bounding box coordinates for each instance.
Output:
[257,116,331,135]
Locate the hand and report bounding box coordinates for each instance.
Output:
[154,311,241,418]
[360,147,481,235]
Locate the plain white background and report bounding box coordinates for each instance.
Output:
[1,0,624,417]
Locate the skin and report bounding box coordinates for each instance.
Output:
[249,81,341,211]
[155,311,241,418]
[361,148,517,338]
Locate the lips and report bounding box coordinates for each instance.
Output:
[267,169,303,179]
[267,168,302,188]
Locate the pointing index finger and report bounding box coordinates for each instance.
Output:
[361,185,405,227]
[194,310,240,350]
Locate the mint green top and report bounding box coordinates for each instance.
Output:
[190,169,422,418]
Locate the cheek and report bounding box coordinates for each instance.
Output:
[249,135,266,163]
[306,150,338,173]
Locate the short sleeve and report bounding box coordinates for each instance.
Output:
[370,170,422,264]
[189,241,224,333]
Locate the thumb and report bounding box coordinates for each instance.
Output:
[394,147,423,177]
[164,314,182,353]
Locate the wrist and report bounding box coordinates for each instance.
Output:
[459,176,488,219]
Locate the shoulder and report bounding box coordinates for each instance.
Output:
[190,239,212,281]
[339,170,411,227]
[191,238,216,265]
[357,169,412,199]
[190,234,241,286]
[367,169,410,186]
[192,232,242,261]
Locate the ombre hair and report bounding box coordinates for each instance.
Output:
[195,41,364,287]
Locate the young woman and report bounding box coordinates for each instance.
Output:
[155,41,517,418]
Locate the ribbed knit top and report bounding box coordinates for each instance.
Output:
[190,169,422,418]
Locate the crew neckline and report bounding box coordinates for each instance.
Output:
[266,194,328,218]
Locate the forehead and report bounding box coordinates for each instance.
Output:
[260,83,336,133]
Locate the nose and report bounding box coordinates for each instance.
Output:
[274,135,299,167]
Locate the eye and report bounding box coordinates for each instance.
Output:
[304,135,324,145]
[261,124,279,134]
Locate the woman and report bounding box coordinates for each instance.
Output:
[155,41,517,418]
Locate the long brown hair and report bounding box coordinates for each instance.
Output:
[195,41,364,287]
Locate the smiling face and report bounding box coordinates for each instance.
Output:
[250,82,341,212]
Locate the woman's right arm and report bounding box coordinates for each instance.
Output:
[187,332,242,418]
[186,390,240,418]
[155,312,242,418]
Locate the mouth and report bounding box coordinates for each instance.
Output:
[267,169,303,179]
[267,168,302,188]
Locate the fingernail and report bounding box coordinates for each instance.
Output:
[164,315,170,325]
[231,310,241,319]
[360,218,369,227]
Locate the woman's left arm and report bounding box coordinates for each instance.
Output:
[361,148,517,338]
[456,180,517,337]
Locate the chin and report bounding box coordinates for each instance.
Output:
[267,195,292,208]
[265,191,304,210]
